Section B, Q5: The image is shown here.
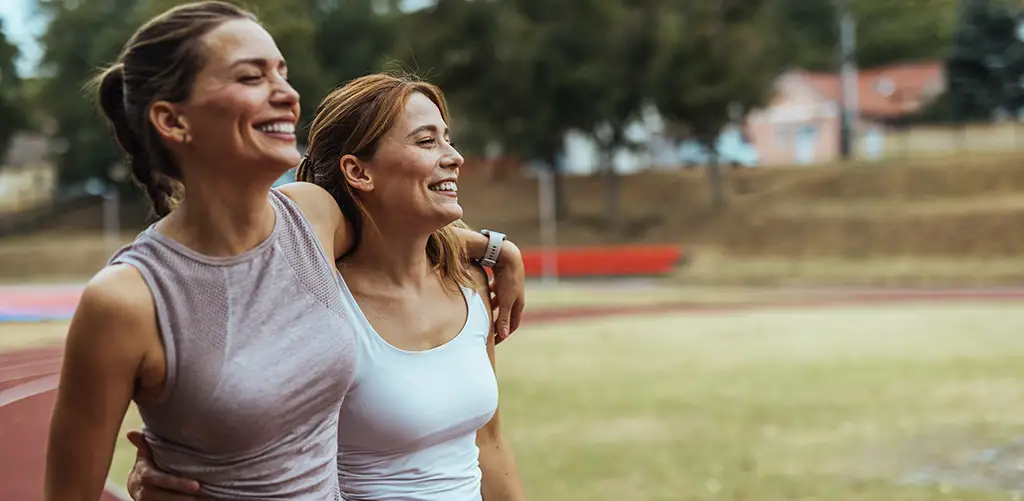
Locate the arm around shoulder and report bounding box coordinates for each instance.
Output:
[458,228,525,340]
[277,182,353,262]
[45,264,159,501]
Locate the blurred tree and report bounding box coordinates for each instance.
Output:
[853,0,958,67]
[35,0,142,185]
[770,0,836,70]
[400,0,791,221]
[945,0,1024,122]
[391,0,502,155]
[398,0,611,221]
[648,0,783,211]
[305,0,398,118]
[773,0,958,71]
[585,0,659,234]
[0,18,32,159]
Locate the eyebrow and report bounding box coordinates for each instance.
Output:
[407,124,448,137]
[230,58,287,70]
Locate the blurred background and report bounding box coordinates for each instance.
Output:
[4,0,1024,500]
[4,0,1024,284]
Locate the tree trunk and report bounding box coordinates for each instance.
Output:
[553,168,568,221]
[705,144,725,212]
[602,147,621,237]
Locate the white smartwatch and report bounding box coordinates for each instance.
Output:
[478,229,506,268]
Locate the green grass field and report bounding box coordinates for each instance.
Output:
[492,302,1024,501]
[6,291,1024,500]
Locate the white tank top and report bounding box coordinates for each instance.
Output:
[334,274,499,501]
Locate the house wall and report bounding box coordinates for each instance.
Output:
[748,65,949,166]
[746,75,842,166]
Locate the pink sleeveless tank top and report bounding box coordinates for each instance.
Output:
[107,189,356,500]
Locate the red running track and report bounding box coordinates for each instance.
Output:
[0,348,127,501]
[4,287,1024,500]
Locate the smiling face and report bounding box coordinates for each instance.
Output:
[155,19,301,178]
[353,91,465,230]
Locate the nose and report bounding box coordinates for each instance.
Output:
[442,142,464,170]
[270,75,300,110]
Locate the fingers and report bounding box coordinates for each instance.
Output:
[494,302,512,342]
[145,468,201,494]
[129,454,201,497]
[495,315,506,345]
[124,435,202,499]
[510,297,525,334]
[496,297,525,345]
[489,260,523,343]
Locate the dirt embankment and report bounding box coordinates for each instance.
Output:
[4,153,1024,284]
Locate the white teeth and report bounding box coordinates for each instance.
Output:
[257,122,295,134]
[429,181,458,192]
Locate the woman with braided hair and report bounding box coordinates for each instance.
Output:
[43,2,525,500]
[125,73,529,501]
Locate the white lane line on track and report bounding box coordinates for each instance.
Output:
[0,374,59,407]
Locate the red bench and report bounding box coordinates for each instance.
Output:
[519,245,685,278]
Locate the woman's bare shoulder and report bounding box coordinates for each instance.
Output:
[276,182,348,260]
[81,263,153,317]
[63,263,158,370]
[277,182,340,225]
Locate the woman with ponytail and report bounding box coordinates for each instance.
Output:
[45,2,526,500]
[94,63,183,218]
[127,73,529,500]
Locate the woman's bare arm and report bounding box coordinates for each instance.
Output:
[469,266,528,500]
[477,369,527,500]
[280,182,526,338]
[45,265,158,501]
[277,182,350,263]
[456,229,525,341]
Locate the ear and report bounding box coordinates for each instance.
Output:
[149,100,191,145]
[340,154,374,192]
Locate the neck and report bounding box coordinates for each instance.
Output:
[161,170,278,257]
[345,220,435,289]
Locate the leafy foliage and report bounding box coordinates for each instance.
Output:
[0,18,32,159]
[945,0,1024,122]
[23,0,963,216]
[773,0,958,71]
[646,0,783,209]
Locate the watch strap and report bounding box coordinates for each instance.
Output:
[479,230,505,267]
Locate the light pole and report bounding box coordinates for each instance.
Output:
[538,166,558,284]
[835,0,858,161]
